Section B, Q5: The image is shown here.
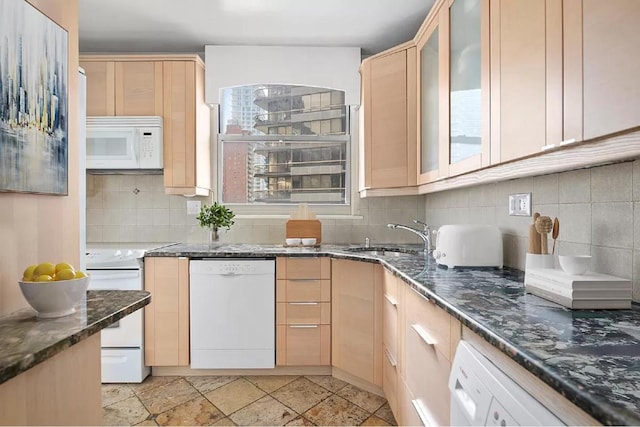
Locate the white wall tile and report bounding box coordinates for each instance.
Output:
[591,246,632,279]
[557,241,591,256]
[559,169,590,203]
[170,209,187,226]
[119,209,137,226]
[102,209,120,226]
[102,191,120,209]
[533,174,559,205]
[558,203,591,244]
[135,191,153,209]
[86,209,103,226]
[591,162,632,202]
[102,226,120,242]
[634,160,640,201]
[151,191,170,208]
[592,202,633,248]
[136,209,154,226]
[86,226,102,243]
[119,191,136,209]
[633,251,640,301]
[153,209,170,226]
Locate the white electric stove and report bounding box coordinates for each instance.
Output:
[85,244,164,383]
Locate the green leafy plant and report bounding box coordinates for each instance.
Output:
[196,202,235,231]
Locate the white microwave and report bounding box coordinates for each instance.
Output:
[86,116,163,170]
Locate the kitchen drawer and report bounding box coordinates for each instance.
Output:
[276,279,331,302]
[277,302,330,325]
[383,287,398,360]
[276,324,331,366]
[276,257,330,280]
[405,285,452,361]
[405,314,451,426]
[382,344,398,419]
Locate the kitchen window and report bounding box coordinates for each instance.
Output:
[218,84,351,214]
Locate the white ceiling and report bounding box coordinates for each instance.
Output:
[78,0,435,57]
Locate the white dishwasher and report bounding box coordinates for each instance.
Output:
[190,259,275,369]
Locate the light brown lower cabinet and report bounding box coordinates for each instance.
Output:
[331,259,383,387]
[144,256,190,366]
[276,257,331,366]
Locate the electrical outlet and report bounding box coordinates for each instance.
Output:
[186,200,201,215]
[508,193,531,216]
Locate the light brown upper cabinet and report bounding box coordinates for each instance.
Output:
[564,0,640,142]
[360,44,417,190]
[80,58,163,117]
[489,0,562,163]
[417,0,489,183]
[162,59,211,196]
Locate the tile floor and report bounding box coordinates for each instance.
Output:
[102,375,397,426]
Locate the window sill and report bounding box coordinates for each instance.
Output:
[235,214,364,221]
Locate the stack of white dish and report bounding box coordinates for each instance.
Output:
[524,267,632,309]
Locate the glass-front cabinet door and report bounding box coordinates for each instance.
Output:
[417,6,448,185]
[448,0,490,176]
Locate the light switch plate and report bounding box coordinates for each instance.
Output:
[186,200,201,215]
[509,193,531,216]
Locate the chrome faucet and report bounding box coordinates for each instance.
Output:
[387,222,433,253]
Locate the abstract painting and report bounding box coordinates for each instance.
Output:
[0,0,68,195]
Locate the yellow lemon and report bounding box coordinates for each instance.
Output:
[34,275,54,282]
[55,262,75,274]
[33,262,56,278]
[74,271,88,279]
[54,269,76,281]
[22,264,38,281]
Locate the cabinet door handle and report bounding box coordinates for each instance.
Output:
[289,324,318,328]
[410,287,430,303]
[383,347,397,367]
[288,302,318,306]
[411,324,437,347]
[289,279,318,282]
[384,293,398,307]
[411,399,433,427]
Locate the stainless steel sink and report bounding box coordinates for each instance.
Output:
[346,246,419,256]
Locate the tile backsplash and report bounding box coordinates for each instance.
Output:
[86,174,426,246]
[423,159,640,301]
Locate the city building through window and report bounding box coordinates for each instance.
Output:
[219,84,349,206]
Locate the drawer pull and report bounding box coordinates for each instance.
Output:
[289,279,319,282]
[289,324,318,328]
[411,324,437,347]
[288,302,318,306]
[411,399,434,427]
[384,293,398,307]
[383,347,397,367]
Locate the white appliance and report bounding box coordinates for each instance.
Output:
[86,247,152,383]
[434,225,503,269]
[86,116,163,170]
[78,68,87,271]
[190,259,275,369]
[449,341,564,426]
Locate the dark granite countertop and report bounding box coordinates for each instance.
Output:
[146,243,640,425]
[0,290,150,385]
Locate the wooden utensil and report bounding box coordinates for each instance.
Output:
[528,212,541,254]
[535,216,553,255]
[552,217,560,254]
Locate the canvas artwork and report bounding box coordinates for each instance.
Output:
[0,0,68,195]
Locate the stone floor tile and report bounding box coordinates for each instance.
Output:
[204,378,266,416]
[360,415,391,426]
[336,384,386,413]
[245,375,299,393]
[271,377,332,414]
[102,395,150,426]
[155,396,226,426]
[304,375,348,393]
[102,383,134,408]
[229,395,297,426]
[285,415,316,426]
[129,376,180,395]
[137,378,200,415]
[212,417,236,426]
[135,420,158,426]
[303,395,370,426]
[373,402,396,425]
[185,375,239,394]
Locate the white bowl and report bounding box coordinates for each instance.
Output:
[558,255,592,275]
[301,238,317,246]
[285,238,301,246]
[19,276,90,318]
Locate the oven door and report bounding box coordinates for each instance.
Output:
[88,269,143,348]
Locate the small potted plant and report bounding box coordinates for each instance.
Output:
[196,202,235,248]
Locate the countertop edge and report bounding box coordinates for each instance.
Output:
[0,292,151,386]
